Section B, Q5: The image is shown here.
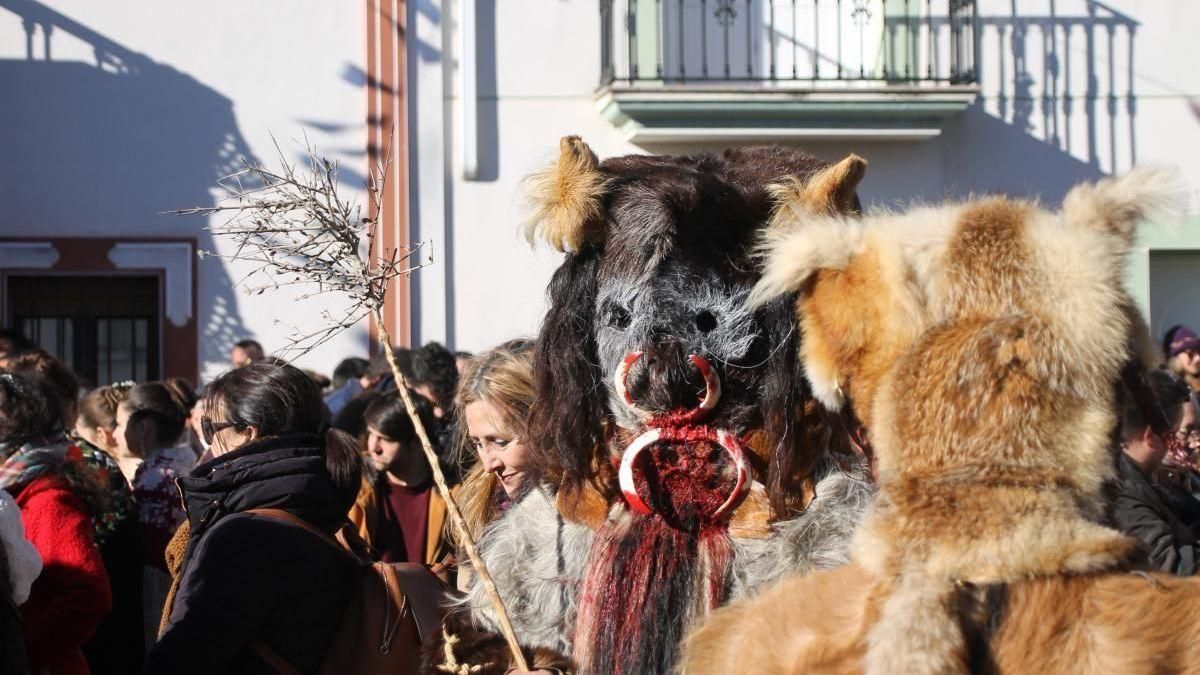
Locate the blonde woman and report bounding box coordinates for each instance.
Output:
[452,338,537,560]
[435,339,584,675]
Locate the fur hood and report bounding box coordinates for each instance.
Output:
[746,167,1183,674]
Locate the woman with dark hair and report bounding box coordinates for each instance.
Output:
[3,352,144,670]
[347,390,449,564]
[117,381,196,553]
[146,362,363,675]
[0,372,111,675]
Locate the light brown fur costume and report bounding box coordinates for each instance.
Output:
[680,168,1198,675]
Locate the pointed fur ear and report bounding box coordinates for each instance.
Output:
[768,154,868,218]
[747,216,863,308]
[523,135,609,252]
[1062,166,1184,243]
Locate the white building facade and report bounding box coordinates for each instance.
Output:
[2,0,1197,384]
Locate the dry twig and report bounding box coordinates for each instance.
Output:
[174,136,428,357]
[174,137,531,671]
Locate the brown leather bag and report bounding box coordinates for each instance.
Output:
[245,508,447,675]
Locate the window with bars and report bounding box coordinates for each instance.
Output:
[6,274,161,386]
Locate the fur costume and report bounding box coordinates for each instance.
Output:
[433,138,874,675]
[680,168,1197,675]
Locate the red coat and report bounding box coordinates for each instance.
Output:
[16,474,113,675]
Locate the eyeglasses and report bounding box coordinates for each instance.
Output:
[200,416,240,445]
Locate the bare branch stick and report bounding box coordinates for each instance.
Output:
[374,312,531,672]
[179,134,528,668]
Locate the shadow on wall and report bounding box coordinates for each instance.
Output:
[0,0,257,377]
[939,0,1137,202]
[641,1,1139,208]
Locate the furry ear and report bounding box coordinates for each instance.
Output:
[523,135,609,252]
[1062,166,1184,242]
[747,217,863,309]
[768,154,868,217]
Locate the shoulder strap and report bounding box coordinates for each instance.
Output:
[248,639,301,675]
[386,562,446,643]
[242,509,348,675]
[245,508,350,558]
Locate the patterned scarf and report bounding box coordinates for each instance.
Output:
[0,433,78,494]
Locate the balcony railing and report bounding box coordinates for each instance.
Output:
[600,0,978,87]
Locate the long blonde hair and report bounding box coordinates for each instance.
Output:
[453,338,536,540]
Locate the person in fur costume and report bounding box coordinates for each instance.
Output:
[679,167,1200,675]
[430,138,875,675]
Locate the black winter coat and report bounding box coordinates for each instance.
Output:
[1112,453,1200,576]
[144,435,358,675]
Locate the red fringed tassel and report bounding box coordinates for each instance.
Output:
[573,437,737,674]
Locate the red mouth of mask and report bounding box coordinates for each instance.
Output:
[614,352,750,522]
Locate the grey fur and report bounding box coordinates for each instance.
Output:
[453,485,594,654]
[458,466,874,655]
[595,271,761,430]
[730,462,876,599]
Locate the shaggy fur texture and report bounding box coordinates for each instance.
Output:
[523,135,609,253]
[526,144,868,512]
[450,486,594,655]
[450,138,873,675]
[683,561,1200,675]
[730,459,874,598]
[686,168,1189,674]
[444,467,870,673]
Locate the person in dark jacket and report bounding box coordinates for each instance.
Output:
[1113,368,1200,575]
[145,363,363,675]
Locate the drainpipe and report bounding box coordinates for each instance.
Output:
[460,0,478,180]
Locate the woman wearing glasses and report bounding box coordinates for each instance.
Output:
[145,362,363,675]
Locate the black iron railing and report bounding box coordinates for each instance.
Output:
[601,0,978,85]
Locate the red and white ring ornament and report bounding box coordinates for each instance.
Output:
[613,352,722,424]
[617,426,750,518]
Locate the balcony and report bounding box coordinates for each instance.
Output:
[597,0,981,143]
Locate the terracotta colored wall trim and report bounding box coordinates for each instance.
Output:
[366,0,411,354]
[0,236,198,384]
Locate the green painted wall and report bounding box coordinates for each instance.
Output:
[1127,214,1200,323]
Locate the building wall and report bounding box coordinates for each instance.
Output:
[419,0,1199,354]
[0,0,370,382]
[3,1,1196,378]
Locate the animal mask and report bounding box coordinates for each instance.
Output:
[522,136,867,675]
[748,166,1181,675]
[524,136,866,519]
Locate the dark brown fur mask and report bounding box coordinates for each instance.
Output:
[525,136,866,518]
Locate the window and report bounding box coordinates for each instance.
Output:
[6,274,161,385]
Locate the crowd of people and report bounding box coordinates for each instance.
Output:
[0,329,534,674]
[0,318,1198,674]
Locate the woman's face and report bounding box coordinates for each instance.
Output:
[1176,349,1200,378]
[204,400,255,457]
[113,403,135,457]
[74,417,117,452]
[464,400,530,497]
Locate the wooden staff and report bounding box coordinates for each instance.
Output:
[373,311,531,672]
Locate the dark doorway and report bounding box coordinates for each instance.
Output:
[6,274,161,386]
